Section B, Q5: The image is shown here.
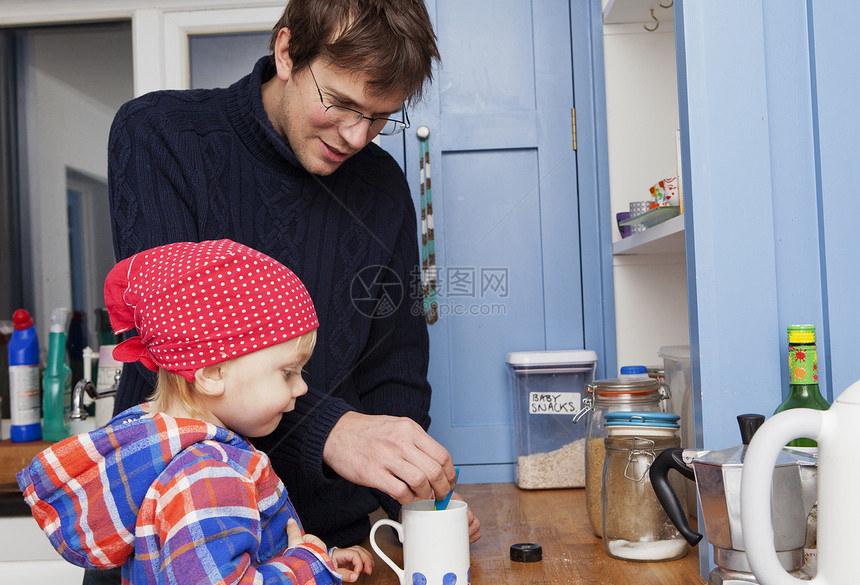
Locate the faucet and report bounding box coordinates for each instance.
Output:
[70,379,97,420]
[70,367,121,421]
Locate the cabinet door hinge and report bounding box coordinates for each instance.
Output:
[571,107,577,151]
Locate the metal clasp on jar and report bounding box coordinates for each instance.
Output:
[658,382,672,403]
[624,437,657,482]
[572,393,594,424]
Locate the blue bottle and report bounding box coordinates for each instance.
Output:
[8,309,42,442]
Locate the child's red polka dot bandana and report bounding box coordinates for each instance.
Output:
[104,239,318,381]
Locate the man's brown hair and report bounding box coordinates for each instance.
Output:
[269,0,440,104]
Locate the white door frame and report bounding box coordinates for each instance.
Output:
[0,1,283,94]
[139,5,283,94]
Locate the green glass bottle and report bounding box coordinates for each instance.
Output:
[774,324,830,447]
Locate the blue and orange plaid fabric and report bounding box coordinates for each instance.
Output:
[18,406,340,584]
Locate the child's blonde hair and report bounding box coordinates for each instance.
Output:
[147,329,318,419]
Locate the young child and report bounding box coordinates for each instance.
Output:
[17,239,373,584]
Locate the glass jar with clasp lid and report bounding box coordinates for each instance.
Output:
[601,411,688,562]
[573,377,670,537]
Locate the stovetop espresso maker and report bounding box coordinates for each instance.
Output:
[650,414,817,585]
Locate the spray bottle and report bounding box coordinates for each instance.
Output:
[8,309,41,442]
[42,307,71,442]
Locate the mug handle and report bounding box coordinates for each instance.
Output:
[370,518,405,584]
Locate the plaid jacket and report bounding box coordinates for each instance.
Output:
[17,406,340,584]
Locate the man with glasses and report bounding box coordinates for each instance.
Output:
[97,3,480,583]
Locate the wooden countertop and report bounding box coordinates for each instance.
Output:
[0,439,51,485]
[0,444,707,583]
[0,439,53,516]
[361,483,705,585]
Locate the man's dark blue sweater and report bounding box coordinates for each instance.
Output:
[108,56,431,547]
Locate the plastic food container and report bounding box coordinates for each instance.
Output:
[506,350,597,489]
[658,345,696,516]
[658,345,692,449]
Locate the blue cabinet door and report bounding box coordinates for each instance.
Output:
[676,0,860,578]
[677,0,860,450]
[395,0,603,483]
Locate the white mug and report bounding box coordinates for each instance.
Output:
[370,499,470,585]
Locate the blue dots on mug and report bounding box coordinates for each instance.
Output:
[410,572,461,584]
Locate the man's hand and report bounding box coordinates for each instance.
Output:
[323,412,482,543]
[323,412,456,504]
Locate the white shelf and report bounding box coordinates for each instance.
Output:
[612,214,685,255]
[603,0,675,25]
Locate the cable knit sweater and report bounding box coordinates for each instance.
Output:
[108,55,431,547]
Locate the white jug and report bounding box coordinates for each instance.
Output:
[741,379,860,585]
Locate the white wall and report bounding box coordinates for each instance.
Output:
[603,22,690,370]
[22,24,133,347]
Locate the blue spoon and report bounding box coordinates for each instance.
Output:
[434,466,460,510]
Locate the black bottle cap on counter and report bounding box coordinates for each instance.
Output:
[510,542,542,563]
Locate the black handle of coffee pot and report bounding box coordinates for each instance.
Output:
[649,447,702,546]
[737,413,766,444]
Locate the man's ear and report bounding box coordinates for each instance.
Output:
[194,365,226,397]
[272,27,294,82]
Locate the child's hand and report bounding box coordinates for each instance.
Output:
[286,519,373,580]
[286,518,326,551]
[450,491,482,543]
[330,545,374,582]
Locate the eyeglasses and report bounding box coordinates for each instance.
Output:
[308,63,410,137]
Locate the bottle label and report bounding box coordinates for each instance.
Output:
[9,365,42,425]
[789,344,818,385]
